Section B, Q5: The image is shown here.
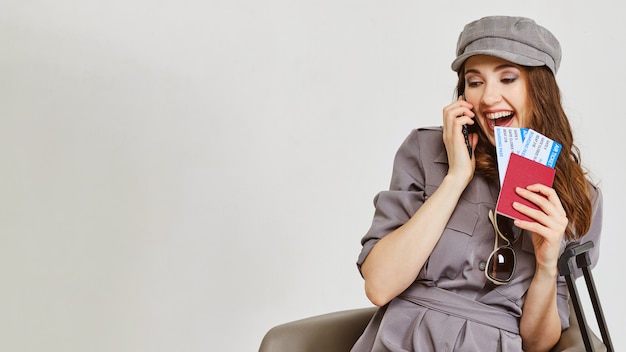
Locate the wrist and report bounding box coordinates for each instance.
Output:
[442,173,472,192]
[534,265,559,282]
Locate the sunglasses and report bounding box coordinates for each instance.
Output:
[485,210,523,285]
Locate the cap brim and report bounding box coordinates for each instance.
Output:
[451,50,546,72]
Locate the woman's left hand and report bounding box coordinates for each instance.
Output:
[511,184,568,275]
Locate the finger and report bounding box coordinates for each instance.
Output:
[517,185,566,216]
[511,201,550,226]
[444,101,474,118]
[512,203,567,240]
[457,96,474,110]
[514,187,551,209]
[525,183,562,204]
[456,105,475,119]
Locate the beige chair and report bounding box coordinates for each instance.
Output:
[259,299,605,352]
[260,242,611,351]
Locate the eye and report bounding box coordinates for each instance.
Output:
[501,74,519,84]
[466,79,483,88]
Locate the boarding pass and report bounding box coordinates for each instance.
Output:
[494,127,562,184]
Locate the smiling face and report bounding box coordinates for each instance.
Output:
[463,55,531,146]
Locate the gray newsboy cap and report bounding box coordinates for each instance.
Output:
[451,16,561,75]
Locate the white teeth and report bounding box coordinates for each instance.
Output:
[486,111,513,120]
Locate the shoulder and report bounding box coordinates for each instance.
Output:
[585,181,602,215]
[407,126,443,140]
[588,181,601,201]
[388,126,447,190]
[399,126,444,151]
[587,181,603,221]
[396,126,446,163]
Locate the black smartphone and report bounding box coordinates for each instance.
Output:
[462,125,473,158]
[460,95,475,158]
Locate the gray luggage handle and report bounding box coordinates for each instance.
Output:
[558,241,614,352]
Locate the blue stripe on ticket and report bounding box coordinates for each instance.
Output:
[520,129,562,169]
[520,128,529,141]
[546,142,561,168]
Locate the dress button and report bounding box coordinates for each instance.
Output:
[479,261,486,271]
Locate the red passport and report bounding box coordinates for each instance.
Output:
[495,153,556,222]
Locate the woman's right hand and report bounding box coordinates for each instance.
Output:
[442,97,477,184]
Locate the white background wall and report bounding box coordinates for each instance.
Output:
[1,1,624,351]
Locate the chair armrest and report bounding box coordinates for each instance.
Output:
[259,296,607,352]
[551,300,606,352]
[259,307,377,352]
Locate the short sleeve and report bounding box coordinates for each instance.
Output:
[356,129,432,274]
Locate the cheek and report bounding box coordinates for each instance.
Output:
[464,93,479,106]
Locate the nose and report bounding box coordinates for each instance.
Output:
[480,83,502,106]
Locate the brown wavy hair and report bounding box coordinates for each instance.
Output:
[456,66,592,240]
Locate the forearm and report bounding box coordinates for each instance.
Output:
[520,268,562,352]
[361,174,468,306]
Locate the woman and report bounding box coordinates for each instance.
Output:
[352,16,602,351]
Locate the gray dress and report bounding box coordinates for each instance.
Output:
[352,127,603,352]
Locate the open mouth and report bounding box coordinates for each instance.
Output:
[486,111,514,127]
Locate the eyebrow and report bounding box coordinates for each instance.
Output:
[464,64,519,76]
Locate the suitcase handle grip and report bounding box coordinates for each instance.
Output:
[558,241,594,276]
